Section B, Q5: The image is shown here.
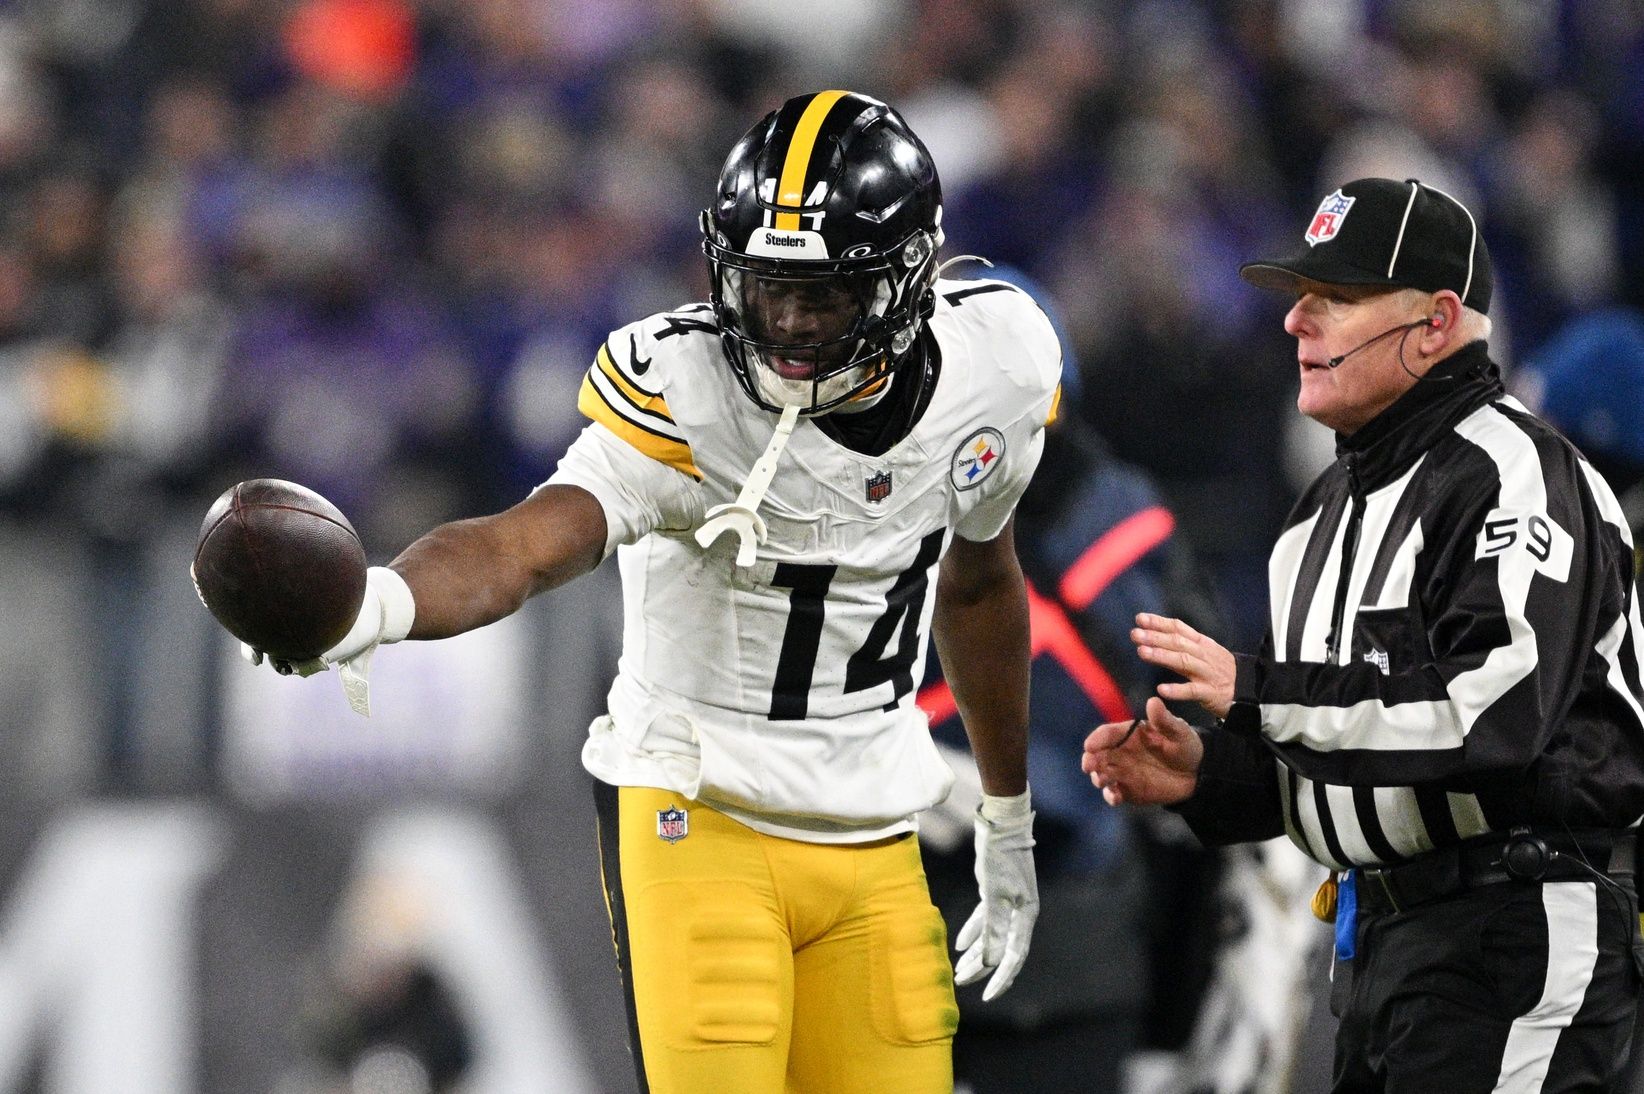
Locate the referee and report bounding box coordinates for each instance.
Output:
[1083,177,1644,1091]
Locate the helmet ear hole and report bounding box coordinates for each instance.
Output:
[901,232,932,268]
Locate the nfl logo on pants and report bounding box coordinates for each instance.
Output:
[657,806,689,843]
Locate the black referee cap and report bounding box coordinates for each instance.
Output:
[1241,178,1493,314]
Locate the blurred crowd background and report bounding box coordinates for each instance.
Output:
[0,0,1641,1092]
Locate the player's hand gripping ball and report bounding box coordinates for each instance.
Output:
[192,479,367,661]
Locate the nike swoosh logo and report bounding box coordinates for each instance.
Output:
[629,334,653,375]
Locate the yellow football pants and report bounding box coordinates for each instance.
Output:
[594,783,957,1094]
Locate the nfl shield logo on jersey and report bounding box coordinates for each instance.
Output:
[657,806,689,843]
[865,470,893,503]
[1305,189,1355,245]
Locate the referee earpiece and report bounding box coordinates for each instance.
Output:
[1429,314,1443,329]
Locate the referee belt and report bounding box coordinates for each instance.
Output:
[1354,828,1637,917]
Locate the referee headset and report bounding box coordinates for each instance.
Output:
[1324,311,1445,371]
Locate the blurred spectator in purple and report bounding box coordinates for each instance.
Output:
[1483,89,1620,355]
[129,74,257,285]
[585,55,728,315]
[475,57,730,500]
[1219,0,1352,209]
[1048,38,1292,649]
[409,0,653,141]
[934,4,1116,280]
[213,79,477,549]
[473,199,628,502]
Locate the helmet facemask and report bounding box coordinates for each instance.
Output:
[707,228,938,415]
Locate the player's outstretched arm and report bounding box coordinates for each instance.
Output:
[391,483,609,640]
[241,484,609,716]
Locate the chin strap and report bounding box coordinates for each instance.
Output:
[695,402,801,565]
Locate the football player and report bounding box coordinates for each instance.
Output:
[245,90,1061,1093]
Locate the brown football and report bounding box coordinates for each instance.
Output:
[192,479,368,660]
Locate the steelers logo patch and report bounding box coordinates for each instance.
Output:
[951,428,1006,491]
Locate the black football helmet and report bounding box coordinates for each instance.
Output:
[703,90,944,415]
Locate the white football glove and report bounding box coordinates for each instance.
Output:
[953,788,1038,1002]
[241,566,416,717]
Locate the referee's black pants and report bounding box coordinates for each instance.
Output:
[1332,878,1641,1092]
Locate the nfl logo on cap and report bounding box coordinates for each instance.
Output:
[1240,177,1494,315]
[657,806,689,843]
[1306,190,1355,246]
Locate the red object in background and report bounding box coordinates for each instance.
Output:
[917,506,1176,729]
[1058,505,1175,609]
[916,583,1133,729]
[284,0,416,101]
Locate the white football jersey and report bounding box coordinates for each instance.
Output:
[547,278,1061,841]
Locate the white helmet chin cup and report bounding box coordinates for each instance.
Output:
[752,357,880,413]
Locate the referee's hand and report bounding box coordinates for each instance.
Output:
[1082,696,1202,806]
[1131,612,1236,719]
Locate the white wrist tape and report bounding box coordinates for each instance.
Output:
[369,566,416,643]
[978,787,1033,824]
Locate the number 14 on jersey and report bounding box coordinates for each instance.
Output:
[767,529,945,720]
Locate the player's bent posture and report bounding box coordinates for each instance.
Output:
[245,91,1057,1093]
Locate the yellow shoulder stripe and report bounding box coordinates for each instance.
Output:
[578,352,698,479]
[594,345,677,421]
[1045,383,1063,427]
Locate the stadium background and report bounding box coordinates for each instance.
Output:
[0,0,1640,1091]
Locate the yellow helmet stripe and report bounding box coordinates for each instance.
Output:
[774,90,849,231]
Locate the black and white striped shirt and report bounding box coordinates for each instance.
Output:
[1178,342,1644,870]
